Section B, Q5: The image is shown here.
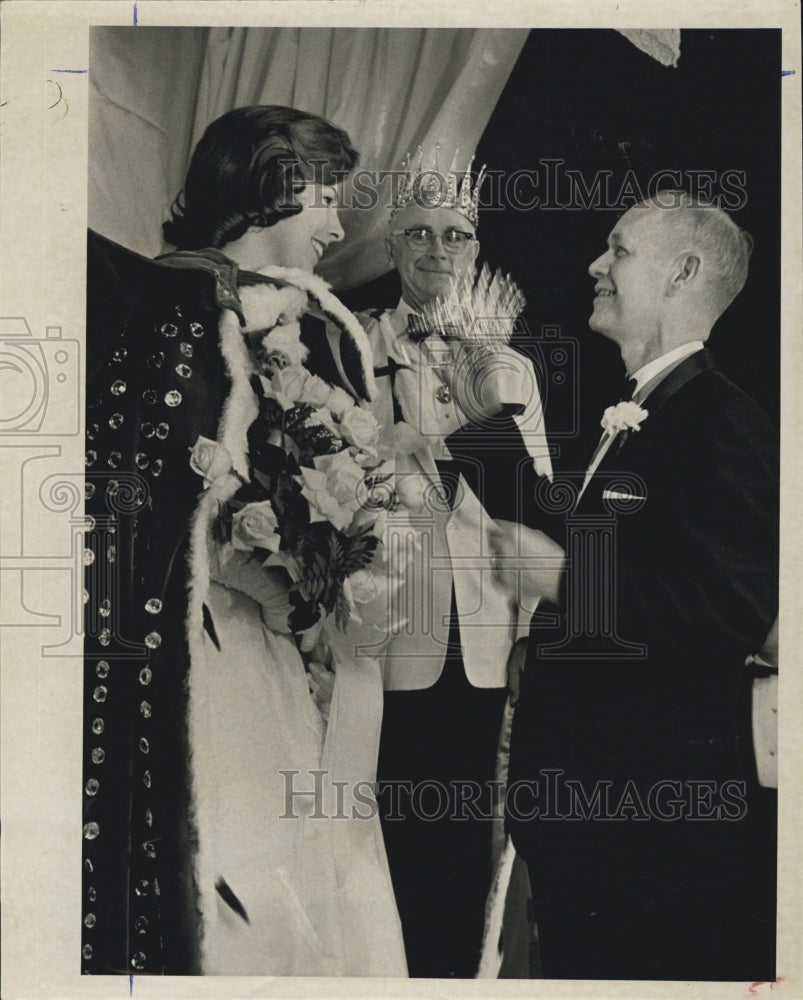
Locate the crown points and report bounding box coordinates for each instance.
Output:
[392,145,486,227]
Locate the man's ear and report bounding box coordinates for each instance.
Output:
[384,236,394,265]
[668,253,701,295]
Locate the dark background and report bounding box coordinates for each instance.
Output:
[342,29,781,472]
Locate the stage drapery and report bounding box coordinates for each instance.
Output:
[88,27,528,289]
[88,27,680,290]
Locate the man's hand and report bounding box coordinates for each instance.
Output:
[490,519,566,605]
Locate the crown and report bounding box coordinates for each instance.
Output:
[392,145,487,228]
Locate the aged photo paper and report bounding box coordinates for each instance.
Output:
[1,1,801,998]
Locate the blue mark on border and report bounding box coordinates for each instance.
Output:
[51,69,88,74]
[781,69,796,76]
[133,2,138,25]
[129,973,134,995]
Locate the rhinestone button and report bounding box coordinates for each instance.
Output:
[139,667,152,686]
[98,629,111,647]
[91,718,104,734]
[91,748,105,764]
[98,600,111,618]
[87,422,99,441]
[144,598,162,615]
[88,887,97,902]
[189,322,204,338]
[131,952,147,970]
[85,778,100,796]
[160,322,178,338]
[134,916,148,935]
[107,546,116,564]
[175,363,192,379]
[107,451,121,469]
[142,840,157,858]
[143,770,152,788]
[179,342,193,357]
[144,631,162,649]
[139,737,150,754]
[84,548,95,566]
[112,347,127,362]
[84,912,97,928]
[151,459,164,477]
[134,880,150,897]
[93,686,107,703]
[135,453,149,470]
[85,482,96,500]
[84,858,94,873]
[85,450,97,468]
[96,660,110,677]
[146,351,165,369]
[110,380,127,396]
[142,389,158,405]
[164,390,182,407]
[140,700,152,718]
[83,822,100,840]
[108,412,124,429]
[82,944,94,960]
[155,422,170,439]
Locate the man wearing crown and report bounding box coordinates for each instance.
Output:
[351,150,551,977]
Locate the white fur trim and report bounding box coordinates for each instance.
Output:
[184,305,264,965]
[476,836,517,978]
[254,265,377,401]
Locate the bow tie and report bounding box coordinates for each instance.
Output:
[405,313,431,344]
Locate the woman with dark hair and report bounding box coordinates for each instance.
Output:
[82,106,407,976]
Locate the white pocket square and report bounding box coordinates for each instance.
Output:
[602,489,646,501]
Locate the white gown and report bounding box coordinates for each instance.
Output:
[189,581,407,976]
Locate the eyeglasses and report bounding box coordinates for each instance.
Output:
[390,227,476,254]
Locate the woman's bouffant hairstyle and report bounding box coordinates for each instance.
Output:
[163,105,359,250]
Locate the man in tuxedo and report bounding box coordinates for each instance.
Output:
[494,191,778,981]
[355,156,551,976]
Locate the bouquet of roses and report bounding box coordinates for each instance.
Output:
[189,356,403,637]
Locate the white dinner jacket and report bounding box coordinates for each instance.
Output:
[325,303,547,690]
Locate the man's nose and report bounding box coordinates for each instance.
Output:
[588,250,610,278]
[426,233,449,258]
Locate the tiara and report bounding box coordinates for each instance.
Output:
[392,145,487,228]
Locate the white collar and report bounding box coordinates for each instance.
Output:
[631,341,704,398]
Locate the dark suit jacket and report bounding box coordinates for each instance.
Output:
[507,349,778,908]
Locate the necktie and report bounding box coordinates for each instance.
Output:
[620,375,638,401]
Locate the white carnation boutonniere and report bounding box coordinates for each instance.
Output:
[600,400,649,438]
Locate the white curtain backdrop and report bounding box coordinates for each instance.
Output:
[88,27,529,289]
[88,27,679,290]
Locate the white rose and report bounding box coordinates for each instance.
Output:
[326,386,355,419]
[189,437,233,487]
[300,374,335,407]
[339,406,380,449]
[231,500,281,553]
[271,365,310,410]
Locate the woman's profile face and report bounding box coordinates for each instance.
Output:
[224,184,345,272]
